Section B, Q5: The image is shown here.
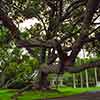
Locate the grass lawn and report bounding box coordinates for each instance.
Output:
[0,87,100,100]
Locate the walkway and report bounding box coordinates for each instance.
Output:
[42,91,100,100]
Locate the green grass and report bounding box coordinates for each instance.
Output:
[0,89,15,100]
[57,86,100,95]
[0,87,100,100]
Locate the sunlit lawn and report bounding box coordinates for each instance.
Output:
[0,87,100,100]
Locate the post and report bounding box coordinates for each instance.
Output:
[50,79,56,87]
[59,76,64,86]
[94,68,98,86]
[80,72,83,88]
[83,49,89,88]
[85,69,89,88]
[73,73,76,88]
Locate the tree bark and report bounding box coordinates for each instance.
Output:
[38,48,50,89]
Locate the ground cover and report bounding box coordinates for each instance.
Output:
[0,87,100,100]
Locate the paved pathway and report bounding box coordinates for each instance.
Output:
[41,91,100,100]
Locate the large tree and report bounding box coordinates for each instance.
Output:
[0,0,100,89]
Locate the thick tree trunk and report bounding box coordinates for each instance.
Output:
[38,48,50,89]
[38,71,49,89]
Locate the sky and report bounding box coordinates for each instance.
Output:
[19,18,39,32]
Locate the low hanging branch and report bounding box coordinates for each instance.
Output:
[0,13,71,65]
[17,39,53,48]
[39,60,100,74]
[64,60,100,73]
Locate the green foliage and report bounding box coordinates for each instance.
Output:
[61,23,73,33]
[21,0,42,19]
[0,26,10,44]
[0,46,40,86]
[75,57,100,66]
[20,23,42,39]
